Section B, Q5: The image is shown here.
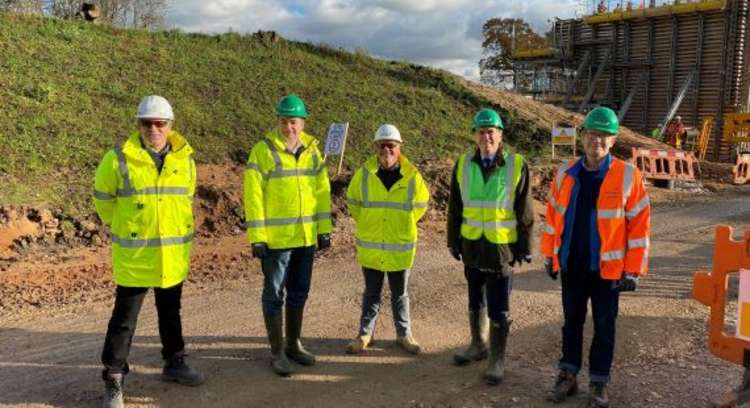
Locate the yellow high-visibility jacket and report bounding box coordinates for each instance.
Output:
[347,155,429,272]
[244,130,332,249]
[456,149,523,244]
[93,131,196,288]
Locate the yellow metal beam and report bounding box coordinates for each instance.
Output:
[583,0,727,25]
[511,47,555,60]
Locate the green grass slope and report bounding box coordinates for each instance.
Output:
[0,12,548,214]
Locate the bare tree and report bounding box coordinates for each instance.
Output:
[0,0,44,14]
[43,0,169,29]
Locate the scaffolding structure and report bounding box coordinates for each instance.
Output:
[512,0,750,161]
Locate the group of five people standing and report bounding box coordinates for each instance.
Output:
[93,94,650,408]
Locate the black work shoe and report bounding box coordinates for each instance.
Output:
[583,382,609,408]
[162,352,204,386]
[102,371,124,408]
[548,370,578,403]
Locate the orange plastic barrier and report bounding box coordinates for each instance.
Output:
[693,225,750,366]
[631,147,696,181]
[734,154,750,185]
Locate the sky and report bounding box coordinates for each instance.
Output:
[167,0,581,82]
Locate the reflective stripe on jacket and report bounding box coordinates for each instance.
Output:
[93,131,196,288]
[346,155,429,272]
[244,130,332,249]
[456,150,523,244]
[540,156,651,279]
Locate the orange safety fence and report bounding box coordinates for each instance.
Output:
[734,154,750,185]
[631,147,696,181]
[693,225,750,366]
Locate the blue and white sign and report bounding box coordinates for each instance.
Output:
[324,122,349,156]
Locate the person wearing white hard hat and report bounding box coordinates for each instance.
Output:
[94,95,202,408]
[344,124,430,355]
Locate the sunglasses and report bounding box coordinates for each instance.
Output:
[139,119,170,129]
[378,142,399,150]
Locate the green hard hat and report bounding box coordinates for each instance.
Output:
[582,106,619,135]
[276,94,308,118]
[472,108,504,131]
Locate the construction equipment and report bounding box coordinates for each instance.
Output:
[657,69,697,140]
[697,117,715,160]
[723,113,750,144]
[693,225,750,408]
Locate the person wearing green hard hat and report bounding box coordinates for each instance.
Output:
[447,108,534,385]
[541,106,650,407]
[243,94,332,377]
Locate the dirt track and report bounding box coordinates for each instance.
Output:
[1,190,749,408]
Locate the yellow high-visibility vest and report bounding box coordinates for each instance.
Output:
[244,130,332,249]
[94,131,196,288]
[456,150,523,244]
[347,155,429,271]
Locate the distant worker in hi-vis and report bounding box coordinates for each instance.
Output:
[345,124,430,355]
[541,106,650,407]
[94,95,202,408]
[244,94,332,377]
[447,108,534,385]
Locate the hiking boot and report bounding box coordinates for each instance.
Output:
[101,371,124,408]
[263,312,292,376]
[483,319,511,385]
[548,370,578,403]
[161,351,204,386]
[397,335,421,355]
[285,307,316,366]
[453,308,488,366]
[582,382,609,408]
[345,335,372,354]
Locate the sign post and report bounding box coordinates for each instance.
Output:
[324,122,349,176]
[551,125,577,160]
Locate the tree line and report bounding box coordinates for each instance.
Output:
[0,0,168,28]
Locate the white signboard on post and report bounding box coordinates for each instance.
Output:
[324,122,349,175]
[551,126,577,160]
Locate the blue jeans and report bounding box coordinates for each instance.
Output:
[464,267,512,323]
[358,268,411,337]
[559,267,620,384]
[261,246,315,317]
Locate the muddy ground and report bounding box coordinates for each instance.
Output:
[1,165,749,407]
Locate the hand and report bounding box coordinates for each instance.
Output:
[317,234,331,251]
[509,251,532,267]
[545,258,558,280]
[615,273,638,292]
[251,242,268,259]
[449,240,461,261]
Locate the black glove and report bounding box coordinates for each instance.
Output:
[449,239,461,261]
[509,245,532,267]
[545,258,558,280]
[615,274,638,292]
[317,234,331,251]
[251,242,268,259]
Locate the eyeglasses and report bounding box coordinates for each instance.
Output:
[139,119,170,129]
[378,142,399,150]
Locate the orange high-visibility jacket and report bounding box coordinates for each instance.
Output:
[540,157,650,279]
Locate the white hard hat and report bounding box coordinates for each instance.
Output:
[136,95,174,120]
[373,124,402,143]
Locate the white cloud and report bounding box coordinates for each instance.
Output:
[167,0,579,81]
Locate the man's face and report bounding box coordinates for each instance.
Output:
[582,129,616,161]
[375,140,401,169]
[138,118,172,150]
[474,127,502,156]
[278,117,305,139]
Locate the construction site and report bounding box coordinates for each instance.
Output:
[0,4,749,408]
[512,0,750,164]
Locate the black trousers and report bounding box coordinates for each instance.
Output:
[101,283,185,374]
[464,267,512,323]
